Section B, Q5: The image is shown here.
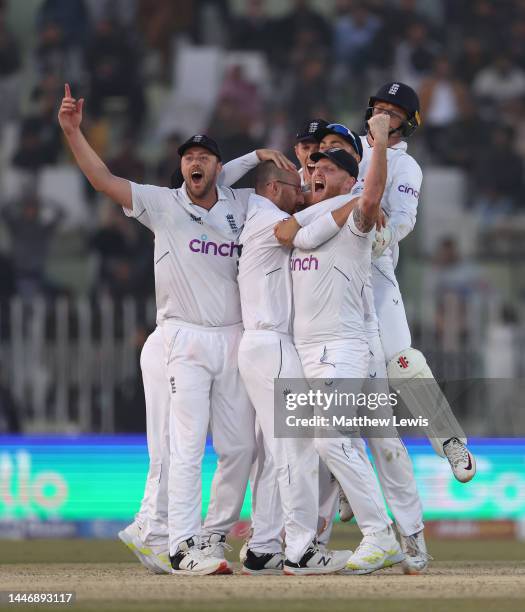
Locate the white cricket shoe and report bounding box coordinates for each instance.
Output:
[345,526,404,574]
[200,533,233,574]
[400,530,432,575]
[338,485,354,523]
[118,522,171,574]
[283,541,352,575]
[170,537,230,576]
[241,549,285,575]
[443,437,476,483]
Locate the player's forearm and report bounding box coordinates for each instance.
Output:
[218,151,259,187]
[386,212,416,245]
[292,212,340,249]
[64,128,131,207]
[330,198,358,228]
[359,137,387,220]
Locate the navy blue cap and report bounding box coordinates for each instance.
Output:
[295,118,329,142]
[310,148,359,179]
[178,134,222,161]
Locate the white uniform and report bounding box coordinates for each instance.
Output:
[128,154,261,552]
[295,192,424,537]
[292,204,392,536]
[354,136,422,361]
[238,193,341,562]
[126,180,256,555]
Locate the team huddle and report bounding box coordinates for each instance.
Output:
[58,81,476,577]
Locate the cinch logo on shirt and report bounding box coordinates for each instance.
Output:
[290,254,319,271]
[189,235,241,257]
[397,184,419,199]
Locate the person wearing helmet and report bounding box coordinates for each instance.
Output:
[356,82,476,571]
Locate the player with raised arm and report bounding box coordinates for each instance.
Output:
[238,161,353,575]
[358,83,476,484]
[278,114,406,574]
[57,84,292,577]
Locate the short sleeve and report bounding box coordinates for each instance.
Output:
[124,182,172,230]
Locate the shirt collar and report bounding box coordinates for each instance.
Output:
[247,193,281,216]
[361,134,408,152]
[178,182,228,207]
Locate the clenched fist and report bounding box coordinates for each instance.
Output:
[58,83,84,135]
[367,113,390,145]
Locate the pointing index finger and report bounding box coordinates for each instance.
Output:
[65,83,71,98]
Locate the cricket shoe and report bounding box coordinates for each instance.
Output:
[170,537,230,576]
[283,541,351,575]
[242,549,285,575]
[443,437,476,483]
[200,533,233,574]
[400,530,432,575]
[345,526,404,574]
[118,523,171,574]
[338,485,354,523]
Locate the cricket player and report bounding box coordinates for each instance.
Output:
[294,119,428,573]
[57,84,293,576]
[118,147,293,574]
[294,118,329,187]
[238,161,355,575]
[280,113,406,574]
[356,82,476,483]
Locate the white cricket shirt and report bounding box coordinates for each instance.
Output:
[354,135,422,271]
[292,209,374,346]
[237,194,293,334]
[125,182,251,327]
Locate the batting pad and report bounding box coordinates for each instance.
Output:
[387,348,467,458]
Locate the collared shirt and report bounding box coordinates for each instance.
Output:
[238,194,293,334]
[125,182,251,326]
[354,135,422,271]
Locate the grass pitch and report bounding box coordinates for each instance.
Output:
[1,526,524,612]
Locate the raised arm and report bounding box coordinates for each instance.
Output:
[219,149,296,187]
[58,84,132,209]
[351,113,390,232]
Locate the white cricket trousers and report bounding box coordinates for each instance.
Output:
[297,339,392,536]
[365,328,424,537]
[238,330,319,563]
[372,264,412,362]
[162,320,256,555]
[134,326,170,548]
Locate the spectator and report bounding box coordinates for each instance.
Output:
[472,126,524,210]
[419,55,469,163]
[85,18,146,127]
[36,0,90,46]
[333,0,381,77]
[217,64,263,129]
[231,0,273,57]
[12,77,62,172]
[472,52,525,116]
[287,56,329,124]
[274,0,331,53]
[455,35,487,85]
[0,190,64,298]
[155,133,182,187]
[0,6,21,124]
[393,20,440,90]
[90,205,153,300]
[108,134,146,185]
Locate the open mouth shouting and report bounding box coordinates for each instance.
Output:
[313,177,325,193]
[190,167,204,187]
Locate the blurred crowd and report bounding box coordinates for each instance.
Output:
[0,0,523,432]
[0,0,524,303]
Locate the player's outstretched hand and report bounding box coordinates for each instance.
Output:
[58,83,84,135]
[274,216,300,247]
[367,113,390,143]
[256,149,297,172]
